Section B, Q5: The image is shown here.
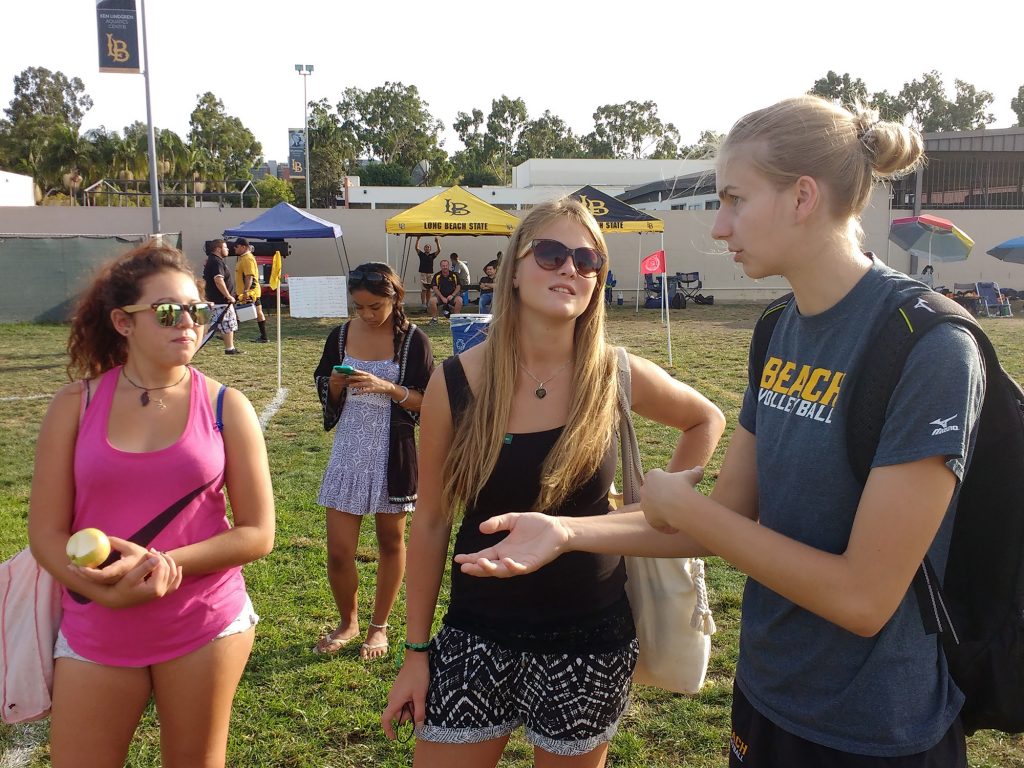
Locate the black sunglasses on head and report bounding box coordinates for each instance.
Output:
[348,269,387,287]
[527,239,605,277]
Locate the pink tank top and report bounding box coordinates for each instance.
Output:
[61,366,246,666]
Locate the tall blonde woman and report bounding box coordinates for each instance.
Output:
[28,242,275,768]
[382,199,725,768]
[453,97,982,767]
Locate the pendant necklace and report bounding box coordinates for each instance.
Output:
[520,360,572,399]
[121,367,189,409]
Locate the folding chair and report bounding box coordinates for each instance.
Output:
[676,272,702,303]
[977,281,1012,317]
[643,274,663,309]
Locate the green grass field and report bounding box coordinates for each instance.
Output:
[1,304,1023,767]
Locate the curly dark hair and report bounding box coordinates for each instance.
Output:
[66,239,199,379]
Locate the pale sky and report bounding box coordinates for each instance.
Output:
[2,0,1022,167]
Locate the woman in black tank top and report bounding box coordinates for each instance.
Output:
[383,198,725,767]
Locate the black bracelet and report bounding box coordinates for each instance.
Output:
[404,639,433,652]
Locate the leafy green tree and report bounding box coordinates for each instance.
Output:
[943,79,995,131]
[0,67,94,196]
[579,131,614,159]
[590,100,680,158]
[516,110,582,160]
[307,98,358,206]
[894,72,994,132]
[337,82,443,172]
[486,95,528,183]
[4,66,93,129]
[459,168,502,186]
[0,114,56,185]
[451,108,497,185]
[187,92,263,180]
[810,71,869,110]
[254,175,295,207]
[359,162,413,186]
[1012,85,1024,127]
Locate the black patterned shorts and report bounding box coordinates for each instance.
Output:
[418,624,639,757]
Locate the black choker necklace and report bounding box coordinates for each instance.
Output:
[121,367,188,408]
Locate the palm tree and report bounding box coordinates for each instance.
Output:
[184,144,212,207]
[43,123,95,204]
[155,128,187,206]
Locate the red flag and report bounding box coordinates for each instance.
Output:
[641,250,666,274]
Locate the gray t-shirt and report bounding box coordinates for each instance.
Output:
[452,259,471,288]
[736,259,985,756]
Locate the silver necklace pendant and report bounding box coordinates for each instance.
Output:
[535,386,547,399]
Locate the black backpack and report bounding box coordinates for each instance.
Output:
[750,290,1024,735]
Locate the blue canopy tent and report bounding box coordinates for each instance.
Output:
[223,202,350,273]
[221,203,350,391]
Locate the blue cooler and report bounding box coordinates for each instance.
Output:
[450,314,492,354]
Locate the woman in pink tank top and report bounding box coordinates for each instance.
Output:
[27,242,275,768]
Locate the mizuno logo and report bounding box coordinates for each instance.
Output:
[914,297,936,313]
[930,414,960,435]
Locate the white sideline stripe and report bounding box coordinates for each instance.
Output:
[259,387,288,432]
[0,721,46,768]
[0,394,50,402]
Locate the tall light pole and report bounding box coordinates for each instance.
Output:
[294,64,313,209]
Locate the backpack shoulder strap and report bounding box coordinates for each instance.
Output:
[845,290,988,638]
[846,290,984,483]
[748,292,793,395]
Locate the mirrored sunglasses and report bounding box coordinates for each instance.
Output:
[121,302,214,327]
[529,239,605,277]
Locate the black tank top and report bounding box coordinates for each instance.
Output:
[442,356,634,653]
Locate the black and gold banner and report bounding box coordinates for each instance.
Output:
[96,0,140,74]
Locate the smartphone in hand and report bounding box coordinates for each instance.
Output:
[333,364,357,375]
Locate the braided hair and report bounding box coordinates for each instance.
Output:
[349,262,408,361]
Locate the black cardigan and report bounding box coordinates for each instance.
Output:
[314,322,434,504]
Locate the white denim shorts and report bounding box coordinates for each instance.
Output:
[54,593,258,666]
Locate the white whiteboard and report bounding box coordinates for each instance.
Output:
[287,276,349,318]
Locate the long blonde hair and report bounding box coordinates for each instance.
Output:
[441,198,617,518]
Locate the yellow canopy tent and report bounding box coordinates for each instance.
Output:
[384,185,519,236]
[385,186,519,284]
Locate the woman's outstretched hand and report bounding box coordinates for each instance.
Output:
[453,513,571,577]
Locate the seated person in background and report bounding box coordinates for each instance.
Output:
[478,263,496,314]
[428,259,462,324]
[450,253,472,306]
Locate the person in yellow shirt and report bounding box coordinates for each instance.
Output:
[233,239,269,343]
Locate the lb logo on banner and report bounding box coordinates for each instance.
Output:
[288,129,306,178]
[641,250,666,275]
[96,0,140,74]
